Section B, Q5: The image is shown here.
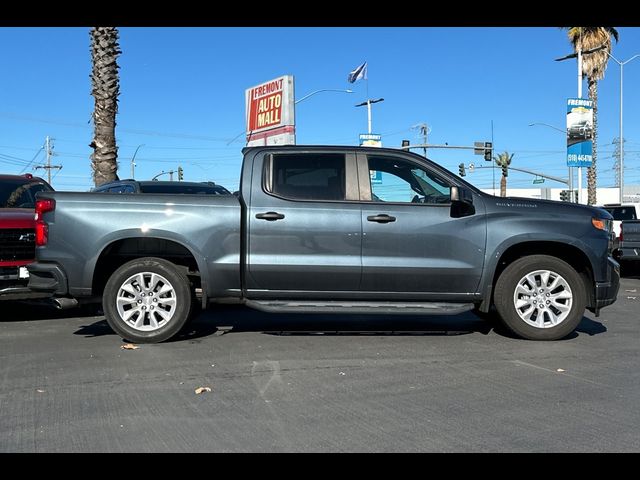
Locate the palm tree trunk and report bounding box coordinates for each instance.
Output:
[500,175,507,197]
[587,79,598,205]
[90,27,121,187]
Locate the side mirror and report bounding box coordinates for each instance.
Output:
[450,186,473,205]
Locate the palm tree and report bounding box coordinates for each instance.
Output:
[565,27,619,205]
[89,27,121,187]
[494,151,514,197]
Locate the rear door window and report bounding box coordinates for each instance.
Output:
[267,153,346,201]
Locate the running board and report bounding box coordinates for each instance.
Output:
[244,300,474,315]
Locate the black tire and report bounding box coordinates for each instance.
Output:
[493,255,586,341]
[103,257,194,343]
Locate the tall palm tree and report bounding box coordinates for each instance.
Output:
[494,151,514,197]
[89,27,121,187]
[565,27,619,206]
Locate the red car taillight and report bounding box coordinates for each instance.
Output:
[35,198,55,246]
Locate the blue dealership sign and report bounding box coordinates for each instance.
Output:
[566,98,593,167]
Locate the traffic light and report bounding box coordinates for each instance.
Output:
[560,190,569,202]
[177,166,184,181]
[458,163,466,177]
[401,139,410,148]
[501,164,508,178]
[484,142,493,161]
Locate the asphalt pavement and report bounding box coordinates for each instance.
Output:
[1,275,639,452]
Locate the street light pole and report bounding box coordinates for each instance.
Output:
[131,144,144,179]
[355,98,384,134]
[528,123,573,198]
[605,52,640,204]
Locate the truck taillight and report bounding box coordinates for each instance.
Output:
[35,199,55,246]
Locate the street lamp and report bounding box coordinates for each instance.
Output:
[605,52,640,204]
[294,89,353,105]
[528,123,573,197]
[528,122,566,134]
[130,144,144,179]
[355,98,384,134]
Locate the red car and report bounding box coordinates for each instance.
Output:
[0,173,53,300]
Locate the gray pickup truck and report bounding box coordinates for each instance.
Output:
[614,220,640,273]
[28,146,619,343]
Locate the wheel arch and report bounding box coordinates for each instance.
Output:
[481,241,594,312]
[91,236,207,306]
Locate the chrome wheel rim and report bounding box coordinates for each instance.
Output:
[116,272,177,332]
[513,269,573,329]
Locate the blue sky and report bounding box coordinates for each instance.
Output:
[1,26,639,192]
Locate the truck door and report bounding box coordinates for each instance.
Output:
[358,152,486,296]
[246,150,362,296]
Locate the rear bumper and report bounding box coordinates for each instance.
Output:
[0,285,51,300]
[614,245,640,262]
[26,261,69,296]
[592,256,620,313]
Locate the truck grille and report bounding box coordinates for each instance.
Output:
[0,228,36,262]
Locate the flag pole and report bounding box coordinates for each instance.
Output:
[366,68,371,134]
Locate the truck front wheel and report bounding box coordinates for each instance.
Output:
[493,255,586,340]
[103,257,194,343]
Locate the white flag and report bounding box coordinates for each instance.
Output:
[348,62,367,83]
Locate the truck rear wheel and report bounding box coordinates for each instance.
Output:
[494,255,586,340]
[103,257,194,343]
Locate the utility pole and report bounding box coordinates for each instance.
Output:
[35,136,62,185]
[413,123,430,157]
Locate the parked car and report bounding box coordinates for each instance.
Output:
[599,203,640,247]
[91,179,231,195]
[0,173,53,300]
[28,146,619,343]
[613,219,640,275]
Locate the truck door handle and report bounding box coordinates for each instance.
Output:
[367,214,396,223]
[256,211,285,221]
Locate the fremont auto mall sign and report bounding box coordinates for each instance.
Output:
[245,75,295,146]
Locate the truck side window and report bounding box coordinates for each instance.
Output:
[269,154,346,201]
[367,156,451,204]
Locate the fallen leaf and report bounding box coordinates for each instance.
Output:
[36,389,45,393]
[121,344,139,350]
[195,386,212,394]
[556,368,566,372]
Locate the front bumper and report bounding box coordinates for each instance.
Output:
[26,261,69,296]
[592,256,620,314]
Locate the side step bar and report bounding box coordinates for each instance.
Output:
[244,300,474,316]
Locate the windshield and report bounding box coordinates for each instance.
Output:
[0,180,51,208]
[604,206,637,221]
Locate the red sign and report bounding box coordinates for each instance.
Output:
[247,78,284,132]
